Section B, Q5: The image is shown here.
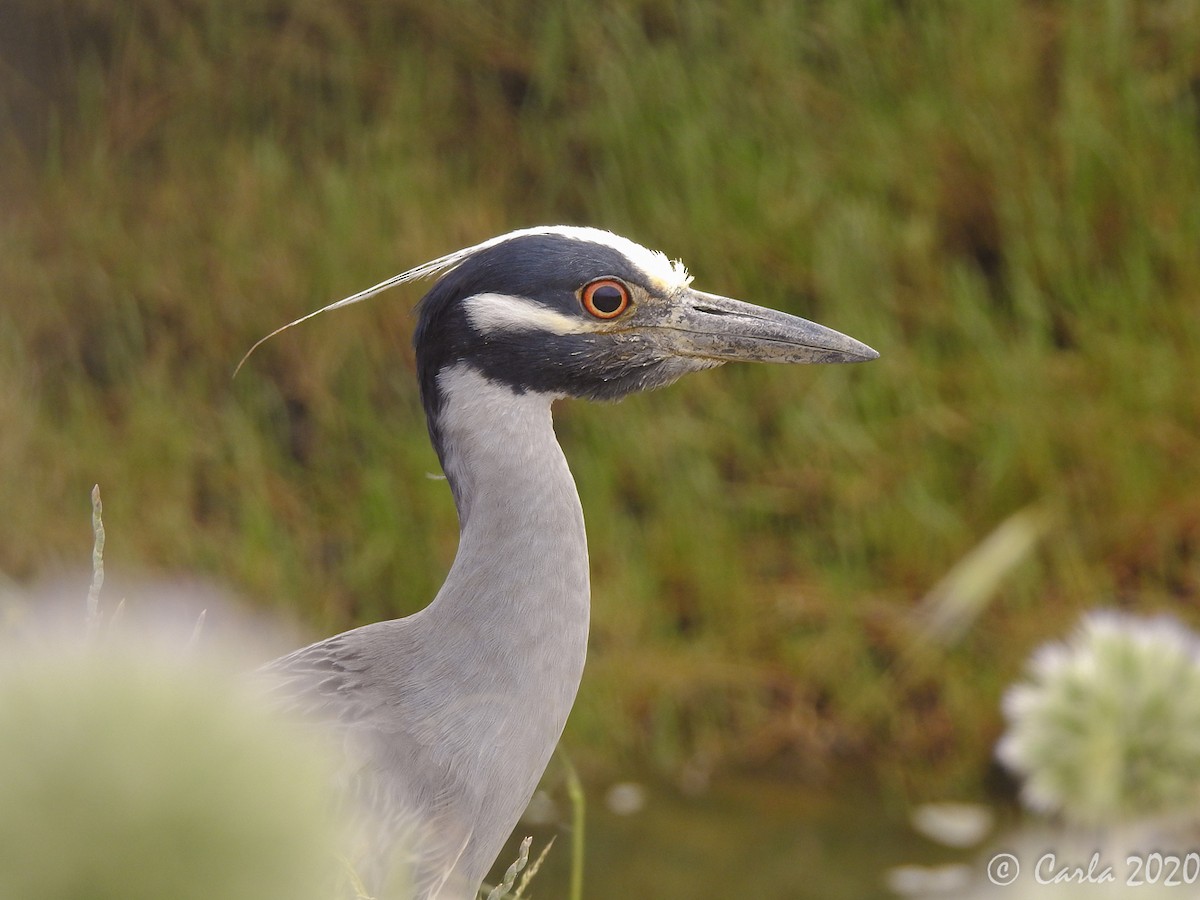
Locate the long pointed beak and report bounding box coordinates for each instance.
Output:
[653,290,879,364]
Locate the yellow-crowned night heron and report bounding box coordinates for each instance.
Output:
[253,227,877,899]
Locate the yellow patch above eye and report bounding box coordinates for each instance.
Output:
[463,293,596,335]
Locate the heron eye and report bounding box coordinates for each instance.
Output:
[581,279,631,319]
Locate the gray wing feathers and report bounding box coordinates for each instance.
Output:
[259,623,480,900]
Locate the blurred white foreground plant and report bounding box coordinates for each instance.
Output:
[998,610,1200,825]
[892,610,1200,899]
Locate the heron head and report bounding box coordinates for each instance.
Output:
[410,227,877,412]
[237,225,878,425]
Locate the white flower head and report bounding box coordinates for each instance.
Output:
[997,610,1200,825]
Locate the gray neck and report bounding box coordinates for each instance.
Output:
[418,364,590,748]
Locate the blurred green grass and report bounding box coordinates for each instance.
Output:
[1,0,1198,798]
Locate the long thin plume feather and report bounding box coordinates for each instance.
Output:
[234,228,551,377]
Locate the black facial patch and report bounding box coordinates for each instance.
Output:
[412,233,680,465]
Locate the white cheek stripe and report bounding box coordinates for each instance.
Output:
[463,292,593,336]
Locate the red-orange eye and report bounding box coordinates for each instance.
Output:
[580,278,631,319]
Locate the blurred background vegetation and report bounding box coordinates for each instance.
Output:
[1,0,1198,879]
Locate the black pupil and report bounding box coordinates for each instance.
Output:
[591,283,624,314]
